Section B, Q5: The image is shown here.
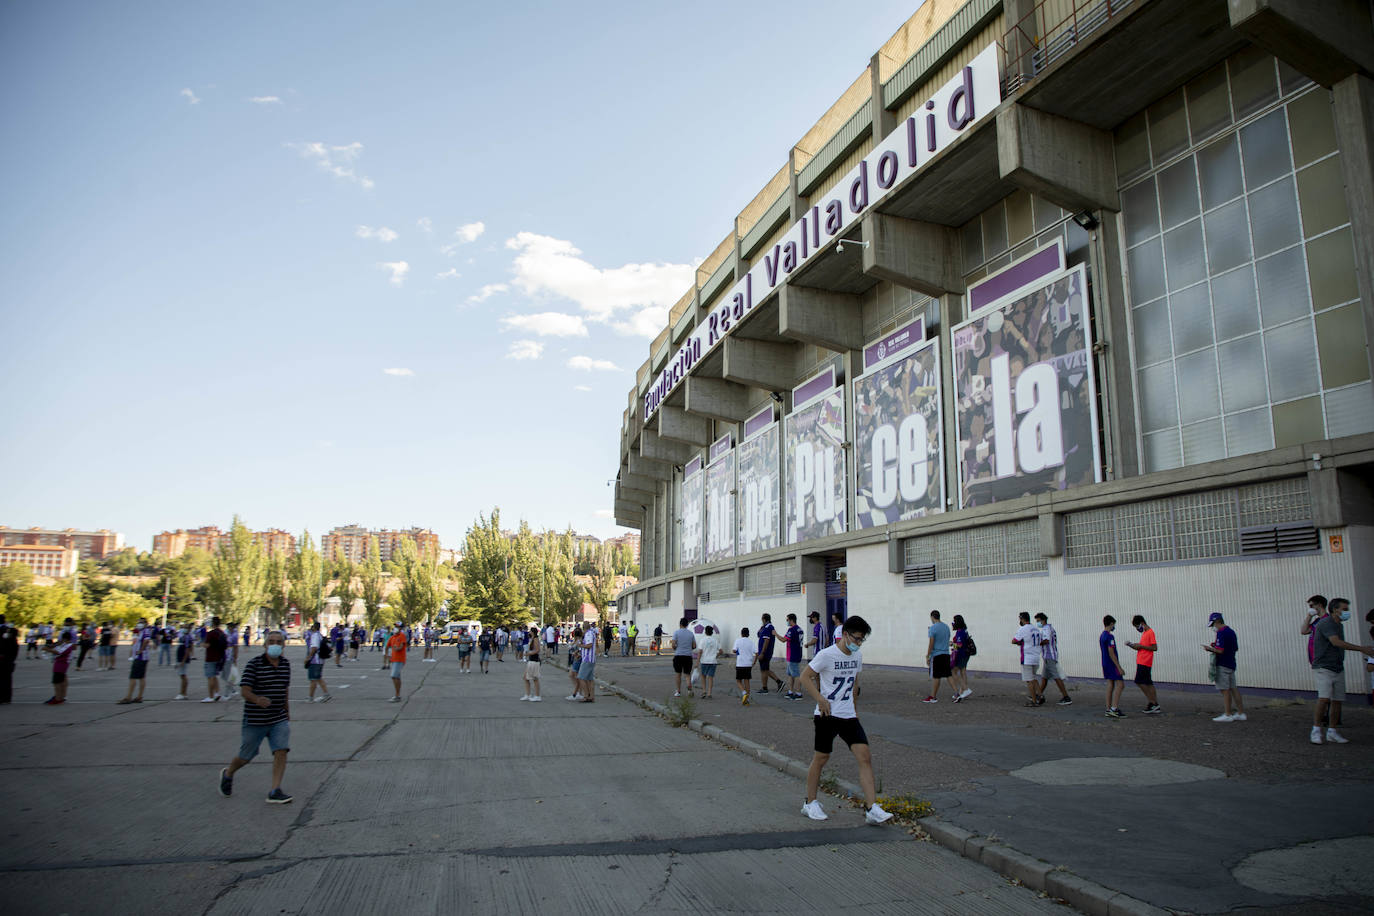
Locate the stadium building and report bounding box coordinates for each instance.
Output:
[611,0,1374,691]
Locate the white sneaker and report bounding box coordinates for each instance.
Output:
[565,695,579,701]
[519,695,530,701]
[866,803,895,825]
[1325,729,1348,744]
[959,689,972,700]
[1231,713,1247,721]
[1212,714,1235,722]
[1311,726,1325,744]
[801,799,828,821]
[174,694,187,701]
[200,696,216,703]
[530,696,542,702]
[673,691,681,698]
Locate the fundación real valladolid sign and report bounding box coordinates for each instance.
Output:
[642,43,1001,422]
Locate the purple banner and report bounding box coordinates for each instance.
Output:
[744,405,774,439]
[968,242,1064,313]
[684,456,703,478]
[792,366,836,408]
[786,389,846,544]
[709,433,733,464]
[862,317,926,370]
[854,344,943,527]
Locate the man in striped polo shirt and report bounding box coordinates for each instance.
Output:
[219,630,293,804]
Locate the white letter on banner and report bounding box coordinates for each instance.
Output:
[794,446,814,528]
[897,413,929,501]
[1015,363,1064,473]
[743,480,759,544]
[871,425,898,508]
[815,447,836,522]
[990,352,1016,479]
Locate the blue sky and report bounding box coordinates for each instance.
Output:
[0,0,925,552]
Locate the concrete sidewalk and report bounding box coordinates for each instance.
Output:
[0,648,1069,915]
[574,648,1374,915]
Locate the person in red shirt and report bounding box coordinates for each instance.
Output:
[385,622,408,703]
[1125,615,1161,714]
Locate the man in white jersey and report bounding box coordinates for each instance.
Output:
[1011,612,1044,707]
[800,615,892,825]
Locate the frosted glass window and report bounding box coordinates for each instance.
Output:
[983,200,1008,259]
[962,219,983,267]
[1296,157,1351,237]
[1286,89,1338,168]
[1066,219,1091,266]
[1230,47,1278,119]
[1149,90,1190,165]
[1240,110,1292,189]
[1324,382,1374,438]
[1128,238,1166,305]
[1164,220,1206,291]
[1187,64,1232,143]
[1116,111,1153,183]
[1144,430,1183,472]
[1176,349,1220,423]
[1182,419,1226,464]
[1247,177,1300,258]
[1211,266,1259,340]
[1133,298,1173,367]
[1203,198,1252,275]
[1224,409,1274,456]
[1217,334,1268,411]
[1170,283,1214,355]
[1158,158,1200,229]
[1138,363,1179,431]
[1307,228,1359,309]
[1278,59,1313,97]
[1033,195,1062,231]
[1197,134,1244,210]
[1263,320,1319,401]
[1256,247,1310,328]
[1122,179,1160,247]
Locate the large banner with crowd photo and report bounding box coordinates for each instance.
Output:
[736,409,779,556]
[678,459,704,568]
[952,263,1100,508]
[853,323,944,528]
[786,373,847,544]
[705,435,735,564]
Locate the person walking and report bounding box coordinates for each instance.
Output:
[372,626,385,652]
[924,610,951,704]
[1125,615,1160,714]
[174,623,195,700]
[158,626,173,666]
[422,623,435,662]
[950,615,973,702]
[0,615,18,704]
[76,624,94,671]
[670,618,696,698]
[118,618,156,705]
[97,623,115,671]
[458,626,474,673]
[601,621,614,659]
[521,628,542,701]
[799,615,893,825]
[43,628,76,705]
[218,630,293,804]
[732,627,756,705]
[329,623,345,668]
[202,617,227,703]
[652,623,664,656]
[1101,616,1126,718]
[578,624,598,702]
[1012,612,1044,707]
[1304,597,1372,744]
[781,614,805,699]
[697,625,721,700]
[478,627,494,673]
[304,622,332,703]
[565,625,584,700]
[496,625,508,662]
[225,623,241,688]
[756,614,785,695]
[1035,612,1072,705]
[1203,612,1246,722]
[627,620,638,656]
[386,621,408,702]
[618,621,629,657]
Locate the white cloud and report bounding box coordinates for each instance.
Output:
[503,232,696,337]
[382,368,415,376]
[435,268,461,280]
[180,88,200,105]
[441,221,486,255]
[567,355,621,372]
[500,312,588,337]
[250,96,282,104]
[290,141,375,190]
[417,217,433,233]
[506,340,544,360]
[356,225,399,243]
[575,385,593,392]
[467,283,508,304]
[378,261,410,286]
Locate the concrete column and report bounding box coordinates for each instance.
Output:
[685,376,755,422]
[628,451,672,482]
[723,337,797,392]
[860,212,964,296]
[936,291,962,512]
[640,429,695,465]
[617,486,655,508]
[1038,511,1065,558]
[1092,206,1137,479]
[1332,74,1374,386]
[618,472,659,494]
[997,104,1119,214]
[657,406,712,448]
[869,51,896,144]
[1228,0,1374,88]
[779,285,865,353]
[1003,0,1039,90]
[788,147,809,222]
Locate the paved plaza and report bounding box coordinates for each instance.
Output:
[1,648,1067,915]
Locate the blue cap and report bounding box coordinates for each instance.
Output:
[1208,612,1224,624]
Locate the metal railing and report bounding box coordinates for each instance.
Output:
[1000,0,1139,94]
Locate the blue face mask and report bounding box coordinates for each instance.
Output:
[845,641,862,652]
[266,645,284,658]
[1339,611,1351,622]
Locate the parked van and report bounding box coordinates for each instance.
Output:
[440,620,481,644]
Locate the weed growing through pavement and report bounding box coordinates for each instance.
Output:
[818,770,840,795]
[873,794,935,821]
[665,694,698,727]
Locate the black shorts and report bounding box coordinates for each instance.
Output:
[757,657,772,672]
[129,659,148,680]
[52,671,66,685]
[735,666,752,682]
[672,655,693,675]
[931,654,952,679]
[814,715,869,754]
[1134,665,1153,686]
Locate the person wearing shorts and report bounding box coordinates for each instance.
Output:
[670,618,696,698]
[924,610,951,704]
[219,630,292,804]
[1204,612,1246,723]
[732,628,756,705]
[386,622,407,702]
[305,622,332,703]
[781,614,804,699]
[1034,613,1071,705]
[1305,597,1372,744]
[118,620,155,704]
[578,625,597,703]
[457,629,474,673]
[1125,615,1160,714]
[566,626,584,701]
[521,629,542,701]
[1100,616,1126,718]
[756,614,784,694]
[174,624,195,699]
[697,625,721,699]
[799,615,891,825]
[1012,612,1044,707]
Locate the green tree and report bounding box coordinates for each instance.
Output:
[264,553,290,624]
[288,530,324,623]
[460,510,522,626]
[158,558,197,613]
[332,556,358,623]
[391,536,442,627]
[100,589,157,627]
[585,549,616,624]
[0,562,34,595]
[7,583,83,626]
[359,536,386,631]
[205,516,267,625]
[102,549,140,576]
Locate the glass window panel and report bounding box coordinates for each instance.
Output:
[1171,283,1214,355]
[1203,198,1252,276]
[1182,418,1226,464]
[1187,63,1232,143]
[1121,179,1160,248]
[1127,237,1166,306]
[1240,110,1293,190]
[1324,382,1374,438]
[1247,176,1300,258]
[1138,362,1179,431]
[1065,217,1090,267]
[1164,219,1206,291]
[962,218,983,267]
[1264,319,1319,401]
[1177,349,1221,424]
[1196,134,1244,211]
[1157,158,1200,229]
[1115,111,1153,184]
[1033,194,1062,232]
[983,199,1008,260]
[1296,157,1351,237]
[1256,247,1311,327]
[1272,395,1325,447]
[1148,90,1190,166]
[1144,429,1183,472]
[1287,89,1338,168]
[1133,298,1173,367]
[1277,58,1314,97]
[1006,190,1034,245]
[1229,46,1278,119]
[1307,228,1359,309]
[1224,408,1274,456]
[1211,266,1260,340]
[1315,303,1371,389]
[1217,334,1268,412]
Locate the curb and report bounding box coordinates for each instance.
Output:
[592,672,1169,916]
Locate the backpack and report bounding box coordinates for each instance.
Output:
[963,632,978,657]
[318,638,332,660]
